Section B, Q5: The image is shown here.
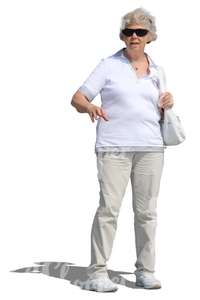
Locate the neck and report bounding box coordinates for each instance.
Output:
[123,47,146,62]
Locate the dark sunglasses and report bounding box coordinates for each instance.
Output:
[122,28,149,37]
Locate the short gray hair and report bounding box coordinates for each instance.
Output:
[119,7,157,44]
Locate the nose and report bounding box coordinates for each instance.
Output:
[132,32,137,37]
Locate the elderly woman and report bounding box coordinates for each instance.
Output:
[71,7,174,292]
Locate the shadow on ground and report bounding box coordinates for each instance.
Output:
[10,261,142,290]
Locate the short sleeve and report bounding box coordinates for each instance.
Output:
[78,58,107,102]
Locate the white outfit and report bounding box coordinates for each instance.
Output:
[77,48,166,281]
[78,47,167,153]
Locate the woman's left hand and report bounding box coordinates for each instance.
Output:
[158,92,174,109]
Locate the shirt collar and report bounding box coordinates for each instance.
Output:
[114,47,158,69]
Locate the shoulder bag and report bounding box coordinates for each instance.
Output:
[157,67,186,146]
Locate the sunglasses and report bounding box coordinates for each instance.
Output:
[122,28,149,37]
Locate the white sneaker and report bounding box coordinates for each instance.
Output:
[80,276,118,292]
[135,271,162,289]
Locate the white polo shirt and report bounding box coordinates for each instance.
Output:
[78,47,167,153]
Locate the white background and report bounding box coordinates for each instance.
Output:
[0,0,199,299]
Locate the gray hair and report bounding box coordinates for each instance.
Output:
[119,7,157,44]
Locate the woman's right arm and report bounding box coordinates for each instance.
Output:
[71,58,109,122]
[71,90,109,122]
[71,90,92,113]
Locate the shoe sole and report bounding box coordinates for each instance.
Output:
[82,286,118,292]
[81,282,118,292]
[136,282,161,289]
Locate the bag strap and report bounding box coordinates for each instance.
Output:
[157,66,167,120]
[157,66,167,94]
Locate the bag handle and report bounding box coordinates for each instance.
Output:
[157,66,167,94]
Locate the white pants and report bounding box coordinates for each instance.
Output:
[87,151,164,279]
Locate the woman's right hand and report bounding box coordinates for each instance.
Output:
[86,103,109,123]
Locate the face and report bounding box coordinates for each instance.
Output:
[121,23,151,50]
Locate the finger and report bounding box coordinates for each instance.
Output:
[163,98,173,104]
[96,108,103,118]
[89,113,94,122]
[102,113,109,121]
[96,108,102,115]
[162,102,173,109]
[161,98,171,105]
[163,92,171,96]
[100,109,109,121]
[162,100,169,105]
[160,92,168,99]
[160,95,170,102]
[93,111,97,120]
[160,92,172,101]
[90,111,95,122]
